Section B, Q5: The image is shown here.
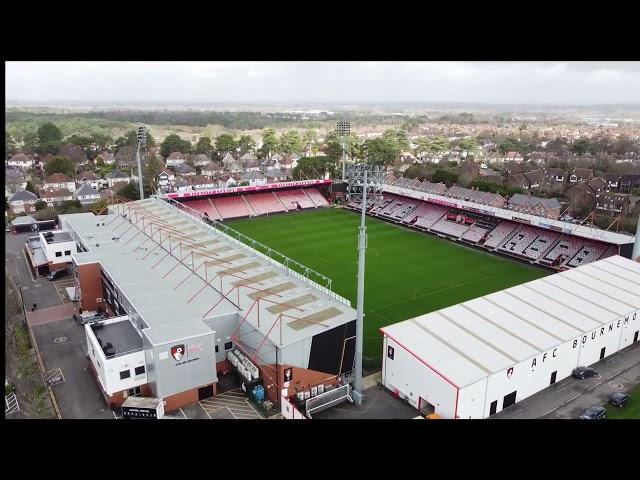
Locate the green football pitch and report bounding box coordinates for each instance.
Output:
[227,208,548,368]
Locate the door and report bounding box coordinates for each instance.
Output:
[600,347,606,360]
[550,371,557,385]
[489,400,498,416]
[198,384,214,401]
[502,391,517,409]
[634,331,639,343]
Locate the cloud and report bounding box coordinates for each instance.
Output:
[5,61,640,105]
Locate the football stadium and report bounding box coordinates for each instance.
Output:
[58,177,637,418]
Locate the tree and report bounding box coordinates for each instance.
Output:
[143,156,164,195]
[44,156,75,177]
[302,129,318,155]
[215,134,236,155]
[363,136,400,166]
[6,131,17,158]
[416,136,450,158]
[160,134,191,158]
[195,136,214,157]
[279,129,304,155]
[293,156,336,179]
[237,135,256,156]
[432,169,459,186]
[458,138,479,157]
[37,122,63,155]
[95,156,105,168]
[570,138,598,156]
[35,200,47,211]
[116,182,141,201]
[259,128,278,158]
[382,129,411,153]
[25,181,37,195]
[23,132,39,153]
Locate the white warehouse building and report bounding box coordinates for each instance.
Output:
[380,255,640,419]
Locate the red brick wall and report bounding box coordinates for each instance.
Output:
[77,262,102,312]
[164,388,199,413]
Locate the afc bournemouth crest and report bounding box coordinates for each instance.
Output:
[506,367,514,379]
[171,345,185,361]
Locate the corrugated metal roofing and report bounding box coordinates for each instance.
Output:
[382,256,640,388]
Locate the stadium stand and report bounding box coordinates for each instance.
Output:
[461,224,491,244]
[539,238,583,266]
[277,189,316,209]
[413,204,448,229]
[430,218,471,238]
[212,196,252,219]
[245,192,287,216]
[498,225,540,256]
[567,242,610,268]
[522,230,560,260]
[306,188,329,207]
[483,221,518,249]
[183,199,222,221]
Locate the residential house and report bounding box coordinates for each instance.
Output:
[165,152,187,168]
[59,144,89,171]
[506,151,524,164]
[5,168,27,199]
[187,175,218,190]
[564,183,597,213]
[106,169,131,189]
[220,174,241,188]
[523,169,545,189]
[265,169,290,183]
[201,162,225,178]
[6,153,34,171]
[260,158,279,172]
[569,168,594,183]
[41,188,74,207]
[174,163,197,176]
[8,189,38,214]
[445,185,506,208]
[99,152,116,165]
[600,173,623,191]
[43,173,76,193]
[173,178,190,192]
[546,168,569,184]
[241,171,267,187]
[158,168,175,189]
[595,193,631,216]
[457,159,479,185]
[587,177,608,196]
[393,156,415,174]
[192,154,211,167]
[506,173,529,190]
[75,171,99,190]
[74,183,101,205]
[220,152,242,173]
[240,152,258,165]
[508,193,561,219]
[244,159,261,172]
[620,174,640,194]
[415,181,448,195]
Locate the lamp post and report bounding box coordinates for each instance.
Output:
[337,121,351,181]
[345,162,385,405]
[633,215,640,261]
[136,126,146,201]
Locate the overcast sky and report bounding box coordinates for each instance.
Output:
[6,61,640,105]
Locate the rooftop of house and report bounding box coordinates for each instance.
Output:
[9,189,38,202]
[167,151,186,160]
[45,173,74,183]
[41,188,73,199]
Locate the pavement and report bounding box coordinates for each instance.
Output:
[494,341,640,419]
[30,317,113,419]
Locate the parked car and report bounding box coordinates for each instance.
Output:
[572,366,596,379]
[609,392,631,408]
[48,269,69,281]
[74,311,104,325]
[579,406,606,420]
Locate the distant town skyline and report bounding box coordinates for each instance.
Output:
[6,61,640,106]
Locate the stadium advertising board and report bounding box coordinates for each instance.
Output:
[429,198,459,209]
[166,179,332,199]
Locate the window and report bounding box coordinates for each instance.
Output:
[64,250,71,256]
[224,341,233,351]
[128,386,141,396]
[134,366,145,376]
[55,251,62,257]
[215,345,219,353]
[120,370,131,380]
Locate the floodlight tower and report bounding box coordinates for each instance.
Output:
[136,126,146,200]
[345,162,385,405]
[633,217,640,261]
[337,121,351,181]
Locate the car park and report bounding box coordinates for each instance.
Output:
[609,392,631,408]
[572,366,596,380]
[579,406,606,420]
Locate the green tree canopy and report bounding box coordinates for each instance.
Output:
[44,156,75,177]
[22,132,39,154]
[432,169,459,186]
[195,136,214,157]
[363,136,400,166]
[259,128,278,158]
[116,182,141,201]
[35,200,47,211]
[293,156,336,180]
[457,137,479,156]
[37,122,63,155]
[279,129,304,155]
[160,134,192,158]
[237,135,256,156]
[215,134,237,155]
[416,136,450,157]
[382,129,411,153]
[6,132,17,158]
[25,181,37,195]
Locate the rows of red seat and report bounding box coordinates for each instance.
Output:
[246,192,287,215]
